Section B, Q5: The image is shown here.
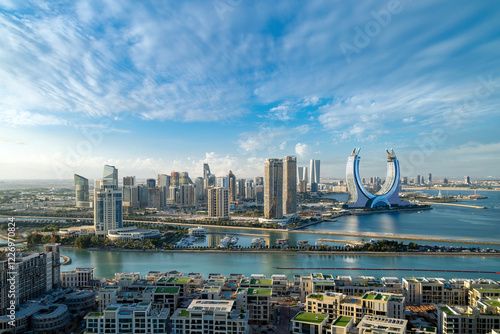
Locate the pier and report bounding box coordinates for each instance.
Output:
[419,201,486,209]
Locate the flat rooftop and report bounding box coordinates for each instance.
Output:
[293,312,328,324]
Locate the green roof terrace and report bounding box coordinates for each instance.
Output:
[86,312,103,318]
[332,316,352,327]
[155,286,180,294]
[363,293,376,300]
[293,312,328,324]
[250,278,272,285]
[484,300,500,307]
[167,277,191,284]
[308,294,324,300]
[179,310,190,317]
[248,288,272,296]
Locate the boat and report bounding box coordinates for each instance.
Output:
[275,239,289,248]
[315,240,326,247]
[251,238,266,247]
[297,240,309,246]
[188,226,207,237]
[218,235,239,248]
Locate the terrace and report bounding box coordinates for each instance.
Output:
[293,312,328,324]
[332,316,352,327]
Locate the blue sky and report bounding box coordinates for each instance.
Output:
[1,0,499,180]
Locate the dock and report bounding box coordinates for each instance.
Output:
[419,202,486,209]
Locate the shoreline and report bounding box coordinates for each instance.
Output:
[59,245,500,257]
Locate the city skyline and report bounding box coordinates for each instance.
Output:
[1,1,500,179]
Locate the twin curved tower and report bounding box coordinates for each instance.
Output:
[346,148,409,208]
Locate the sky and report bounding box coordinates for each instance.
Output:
[1,0,499,181]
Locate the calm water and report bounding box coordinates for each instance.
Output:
[14,188,500,279]
[61,247,500,280]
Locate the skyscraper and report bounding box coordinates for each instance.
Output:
[264,159,283,219]
[465,176,471,184]
[157,174,170,207]
[297,167,308,186]
[203,163,211,179]
[74,174,92,208]
[179,184,195,206]
[208,187,229,219]
[245,180,254,199]
[146,178,156,188]
[310,159,320,192]
[283,156,297,215]
[195,177,204,201]
[227,170,236,202]
[428,173,432,185]
[103,164,118,186]
[94,165,122,236]
[170,172,180,188]
[123,176,135,186]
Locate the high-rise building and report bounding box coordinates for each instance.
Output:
[74,174,92,208]
[195,177,204,201]
[401,176,408,185]
[264,159,283,219]
[465,176,471,184]
[1,244,61,315]
[157,174,170,206]
[255,176,263,186]
[103,164,118,186]
[443,178,449,184]
[416,175,422,185]
[236,179,246,199]
[283,156,297,215]
[297,167,308,186]
[179,172,192,185]
[179,184,195,207]
[216,176,226,188]
[146,178,156,188]
[203,163,211,179]
[428,173,432,185]
[208,187,229,219]
[245,180,254,199]
[148,187,160,209]
[310,159,320,191]
[123,176,135,186]
[170,172,180,188]
[94,165,122,236]
[298,180,307,193]
[227,171,236,202]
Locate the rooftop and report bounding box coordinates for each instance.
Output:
[293,312,328,324]
[166,277,191,284]
[250,278,272,285]
[155,286,180,294]
[332,316,352,327]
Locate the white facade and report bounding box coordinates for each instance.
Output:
[208,187,229,219]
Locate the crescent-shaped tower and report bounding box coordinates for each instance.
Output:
[346,148,409,208]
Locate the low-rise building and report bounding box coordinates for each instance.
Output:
[170,300,248,334]
[143,286,180,316]
[437,302,500,334]
[357,315,407,334]
[291,312,329,334]
[235,288,273,325]
[85,302,168,334]
[61,267,95,288]
[331,316,354,334]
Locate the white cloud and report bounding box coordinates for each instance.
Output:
[295,143,310,157]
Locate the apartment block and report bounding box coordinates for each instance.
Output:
[171,300,248,334]
[235,288,273,325]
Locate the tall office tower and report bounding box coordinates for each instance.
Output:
[123,176,135,186]
[208,187,229,219]
[465,176,471,184]
[298,180,307,193]
[148,187,160,209]
[415,175,421,184]
[103,165,118,186]
[94,165,122,236]
[283,156,297,214]
[443,178,449,184]
[297,167,308,186]
[146,178,156,188]
[203,163,211,179]
[0,243,61,315]
[216,176,226,188]
[179,172,192,185]
[168,186,178,205]
[264,159,283,219]
[428,173,432,185]
[205,174,216,187]
[179,184,195,207]
[245,180,255,199]
[74,174,92,208]
[195,177,204,201]
[402,176,408,185]
[236,179,246,199]
[170,172,180,188]
[138,184,149,208]
[309,159,320,191]
[157,174,170,206]
[227,171,236,202]
[255,185,264,203]
[254,176,263,186]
